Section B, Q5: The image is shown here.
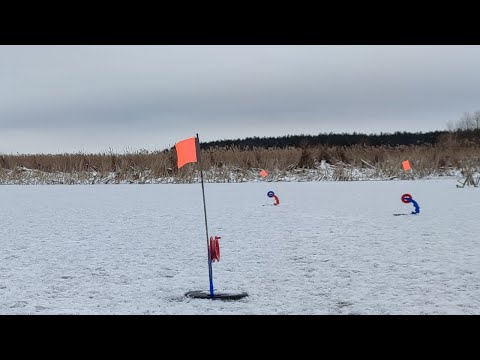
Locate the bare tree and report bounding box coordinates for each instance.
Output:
[473,111,480,129]
[459,112,476,130]
[446,111,480,131]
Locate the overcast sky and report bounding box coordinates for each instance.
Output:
[1,45,479,154]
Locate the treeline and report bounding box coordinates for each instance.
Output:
[200,130,480,150]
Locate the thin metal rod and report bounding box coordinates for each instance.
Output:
[196,133,214,297]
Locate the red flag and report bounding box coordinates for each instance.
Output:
[260,169,268,177]
[175,137,198,168]
[402,160,411,171]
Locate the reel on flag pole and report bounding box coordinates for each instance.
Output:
[394,193,420,215]
[185,234,249,301]
[209,236,220,262]
[267,191,280,206]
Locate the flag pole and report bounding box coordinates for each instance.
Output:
[196,133,214,297]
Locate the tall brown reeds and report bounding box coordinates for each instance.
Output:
[1,135,479,182]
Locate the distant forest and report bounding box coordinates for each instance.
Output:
[199,129,480,150]
[195,110,480,150]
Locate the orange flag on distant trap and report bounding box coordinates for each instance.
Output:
[260,169,268,177]
[402,160,411,171]
[175,137,198,169]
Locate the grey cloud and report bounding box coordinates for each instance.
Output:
[1,45,480,153]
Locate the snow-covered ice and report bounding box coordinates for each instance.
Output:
[0,180,479,314]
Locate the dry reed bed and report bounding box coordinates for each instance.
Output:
[0,142,479,184]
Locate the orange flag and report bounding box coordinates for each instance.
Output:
[260,169,268,177]
[175,137,198,169]
[402,160,411,171]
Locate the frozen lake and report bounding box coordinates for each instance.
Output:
[1,179,479,314]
